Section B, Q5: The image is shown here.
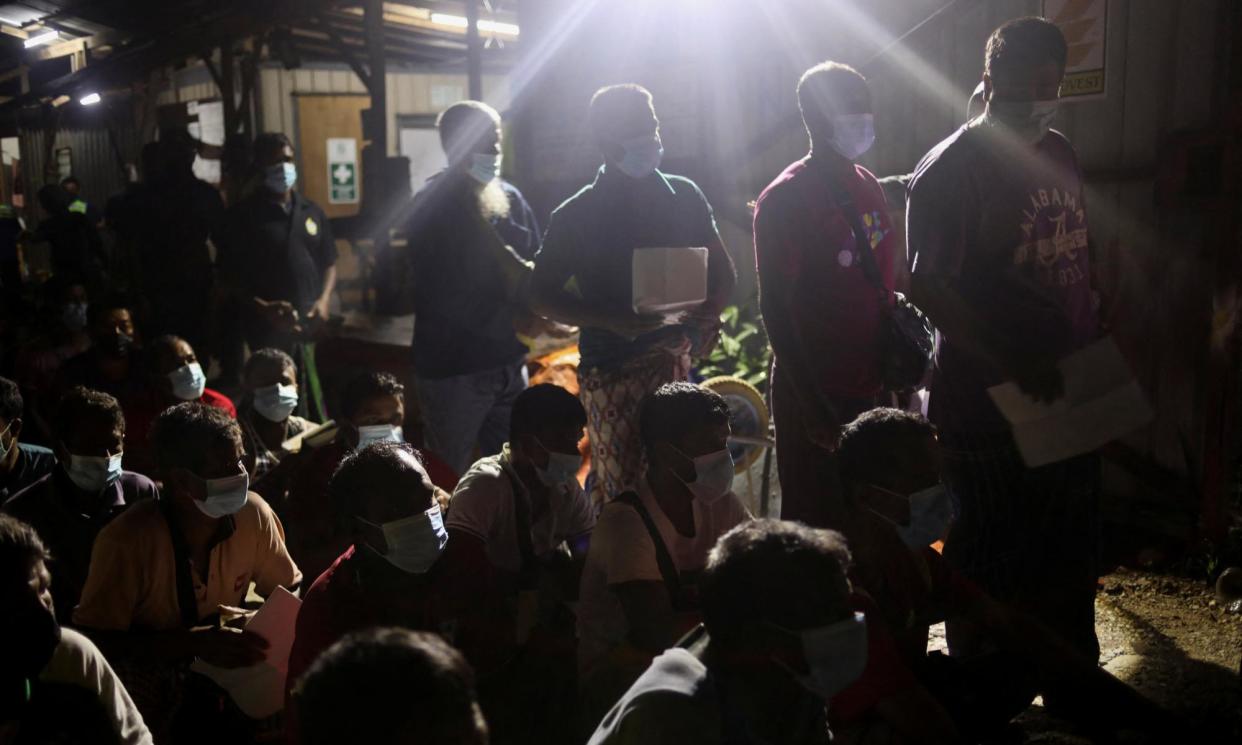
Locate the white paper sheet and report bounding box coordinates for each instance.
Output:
[632,246,708,313]
[189,586,302,719]
[987,337,1153,467]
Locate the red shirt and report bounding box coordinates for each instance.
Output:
[754,157,898,398]
[121,388,237,478]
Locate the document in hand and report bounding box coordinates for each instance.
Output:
[987,337,1153,468]
[189,586,302,719]
[632,246,708,314]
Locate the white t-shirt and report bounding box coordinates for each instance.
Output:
[38,627,154,745]
[577,478,751,673]
[447,445,596,574]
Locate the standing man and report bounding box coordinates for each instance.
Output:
[217,132,337,374]
[61,175,104,227]
[533,84,736,505]
[906,17,1101,659]
[403,101,541,475]
[753,62,900,531]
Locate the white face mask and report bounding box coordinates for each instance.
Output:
[986,98,1059,144]
[253,383,299,423]
[671,445,734,505]
[65,452,124,493]
[773,612,869,702]
[168,362,207,401]
[826,113,876,160]
[616,134,664,179]
[193,470,250,519]
[533,438,582,489]
[468,152,502,184]
[866,483,952,549]
[357,424,404,450]
[360,504,449,574]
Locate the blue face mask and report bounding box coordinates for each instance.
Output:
[616,134,664,179]
[772,612,869,702]
[360,504,449,574]
[867,484,952,549]
[168,362,207,401]
[253,383,299,423]
[468,152,501,185]
[193,470,250,519]
[533,438,582,489]
[357,424,403,450]
[826,113,876,160]
[65,452,124,493]
[264,162,297,194]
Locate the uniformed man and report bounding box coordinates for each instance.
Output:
[217,132,337,368]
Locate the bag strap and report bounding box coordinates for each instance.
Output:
[614,491,683,607]
[821,169,890,299]
[502,465,539,590]
[158,499,203,628]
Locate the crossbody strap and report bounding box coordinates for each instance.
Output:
[614,491,683,608]
[820,168,890,300]
[502,466,539,590]
[158,499,202,628]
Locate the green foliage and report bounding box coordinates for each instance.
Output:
[697,303,772,392]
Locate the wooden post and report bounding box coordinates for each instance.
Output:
[466,0,482,100]
[364,0,387,150]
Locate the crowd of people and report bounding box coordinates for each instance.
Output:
[0,15,1182,745]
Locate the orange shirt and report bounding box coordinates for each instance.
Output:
[74,493,301,631]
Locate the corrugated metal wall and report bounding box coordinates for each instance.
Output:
[18,126,138,223]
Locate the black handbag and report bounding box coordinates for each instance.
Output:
[827,178,935,393]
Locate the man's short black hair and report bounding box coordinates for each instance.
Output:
[53,386,124,441]
[701,519,852,645]
[836,408,937,492]
[985,17,1068,84]
[149,402,241,475]
[0,514,51,587]
[329,442,433,531]
[60,175,80,189]
[509,384,586,442]
[797,61,867,125]
[86,293,133,328]
[339,371,404,421]
[252,132,293,173]
[244,348,296,379]
[0,376,22,424]
[297,627,487,745]
[588,84,655,146]
[437,100,501,161]
[147,334,190,371]
[638,382,730,452]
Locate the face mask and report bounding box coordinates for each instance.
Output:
[468,152,501,185]
[867,483,952,549]
[62,302,88,332]
[0,421,13,460]
[774,612,869,702]
[361,504,449,574]
[986,98,1059,144]
[616,134,664,179]
[65,452,124,493]
[672,446,734,505]
[168,362,207,401]
[264,162,297,194]
[357,424,403,450]
[826,113,876,160]
[533,438,582,489]
[253,383,299,423]
[100,331,133,358]
[192,470,250,519]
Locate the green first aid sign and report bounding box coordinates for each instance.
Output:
[327,137,359,204]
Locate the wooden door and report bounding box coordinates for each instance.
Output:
[295,94,369,219]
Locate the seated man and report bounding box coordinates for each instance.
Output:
[444,384,594,647]
[53,295,144,405]
[294,628,488,745]
[831,408,1173,743]
[287,442,448,693]
[4,386,157,623]
[577,382,751,728]
[0,514,153,745]
[285,371,454,583]
[0,376,56,503]
[122,334,236,477]
[236,348,317,501]
[74,403,300,739]
[588,520,864,745]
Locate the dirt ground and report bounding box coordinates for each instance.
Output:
[928,569,1242,744]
